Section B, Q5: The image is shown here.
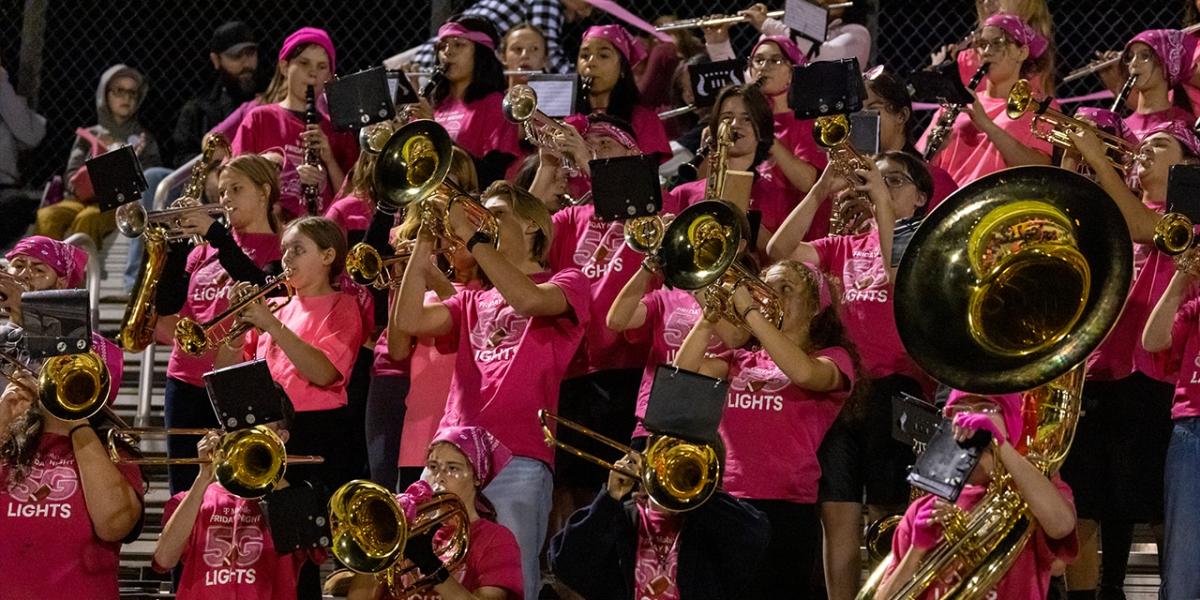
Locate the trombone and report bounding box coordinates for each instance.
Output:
[330,479,471,596]
[173,269,295,356]
[1006,79,1142,175]
[1,348,112,422]
[539,410,721,511]
[108,425,323,499]
[503,84,592,177]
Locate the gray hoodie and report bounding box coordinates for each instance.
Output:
[0,67,46,186]
[64,63,162,195]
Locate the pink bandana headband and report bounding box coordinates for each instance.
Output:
[946,389,1026,447]
[585,120,638,151]
[751,35,805,67]
[438,22,497,51]
[1143,120,1200,157]
[983,13,1048,60]
[279,27,336,74]
[430,426,513,489]
[6,236,88,288]
[1127,29,1198,88]
[583,25,647,67]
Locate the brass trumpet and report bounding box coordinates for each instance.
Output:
[109,425,323,499]
[1154,212,1197,256]
[345,241,453,290]
[116,133,231,244]
[173,269,295,356]
[330,480,471,596]
[374,120,499,250]
[1006,79,1141,175]
[814,114,874,236]
[503,84,592,177]
[539,410,721,511]
[1,348,112,422]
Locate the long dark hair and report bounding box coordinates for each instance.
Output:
[772,260,869,418]
[576,54,641,124]
[1,409,44,489]
[1188,0,1200,26]
[430,15,506,106]
[864,70,918,156]
[708,84,775,167]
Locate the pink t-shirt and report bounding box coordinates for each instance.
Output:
[629,105,673,162]
[548,204,651,375]
[323,194,373,236]
[922,93,1054,187]
[887,477,1078,600]
[720,346,854,503]
[772,111,830,172]
[400,518,524,600]
[1143,294,1200,419]
[634,499,682,600]
[811,228,924,382]
[93,332,124,405]
[1124,107,1195,142]
[231,103,359,218]
[627,289,726,439]
[155,484,323,600]
[167,232,282,387]
[663,176,806,242]
[437,270,590,465]
[434,92,523,162]
[245,291,365,412]
[0,433,145,600]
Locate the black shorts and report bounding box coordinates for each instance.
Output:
[818,374,921,506]
[1060,373,1173,522]
[554,368,642,487]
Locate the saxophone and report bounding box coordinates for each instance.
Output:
[117,133,229,353]
[813,114,873,236]
[300,84,321,215]
[922,64,990,162]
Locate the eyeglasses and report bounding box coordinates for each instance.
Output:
[970,35,1012,53]
[883,172,914,189]
[425,461,471,479]
[1123,50,1156,66]
[108,87,139,100]
[751,55,789,69]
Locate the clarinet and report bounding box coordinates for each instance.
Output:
[1110,74,1136,114]
[301,85,321,216]
[923,64,990,162]
[421,65,445,100]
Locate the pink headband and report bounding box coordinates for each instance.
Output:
[583,25,647,67]
[983,13,1048,60]
[1143,120,1200,157]
[801,262,833,312]
[430,425,513,489]
[438,22,497,51]
[6,236,88,288]
[946,389,1026,447]
[1127,29,1199,88]
[278,27,336,74]
[1073,107,1137,147]
[751,36,805,68]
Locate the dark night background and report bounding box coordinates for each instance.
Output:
[0,0,1187,188]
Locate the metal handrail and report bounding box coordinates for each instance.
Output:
[63,232,99,327]
[154,154,200,210]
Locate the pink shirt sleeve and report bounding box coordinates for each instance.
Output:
[230,108,257,155]
[466,521,524,597]
[1144,296,1200,391]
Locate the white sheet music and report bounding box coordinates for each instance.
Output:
[784,0,829,42]
[527,74,577,118]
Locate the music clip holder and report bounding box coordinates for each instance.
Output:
[906,418,991,502]
[327,67,395,130]
[591,154,662,222]
[644,365,728,446]
[386,69,420,106]
[204,359,284,430]
[526,74,577,118]
[87,145,147,212]
[891,391,940,449]
[688,59,746,109]
[18,289,92,359]
[789,57,866,119]
[263,481,332,551]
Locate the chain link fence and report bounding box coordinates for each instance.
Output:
[1,0,1188,190]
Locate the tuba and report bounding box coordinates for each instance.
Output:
[1,348,112,422]
[539,410,722,511]
[117,133,230,353]
[330,480,471,596]
[857,166,1132,600]
[813,114,874,236]
[1006,79,1141,176]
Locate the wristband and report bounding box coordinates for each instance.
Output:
[466,230,495,253]
[740,304,757,322]
[69,424,91,439]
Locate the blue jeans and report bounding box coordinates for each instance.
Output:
[483,457,553,600]
[124,166,174,291]
[1162,417,1200,599]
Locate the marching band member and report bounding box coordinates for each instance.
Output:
[1062,121,1200,600]
[920,13,1054,186]
[942,0,1055,96]
[151,396,325,600]
[875,390,1078,599]
[214,216,366,490]
[347,426,524,600]
[391,181,589,600]
[1119,29,1197,139]
[232,27,358,220]
[501,23,549,87]
[767,153,933,600]
[1141,251,1200,600]
[422,16,523,186]
[155,154,282,494]
[674,260,862,598]
[575,25,672,163]
[738,0,872,68]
